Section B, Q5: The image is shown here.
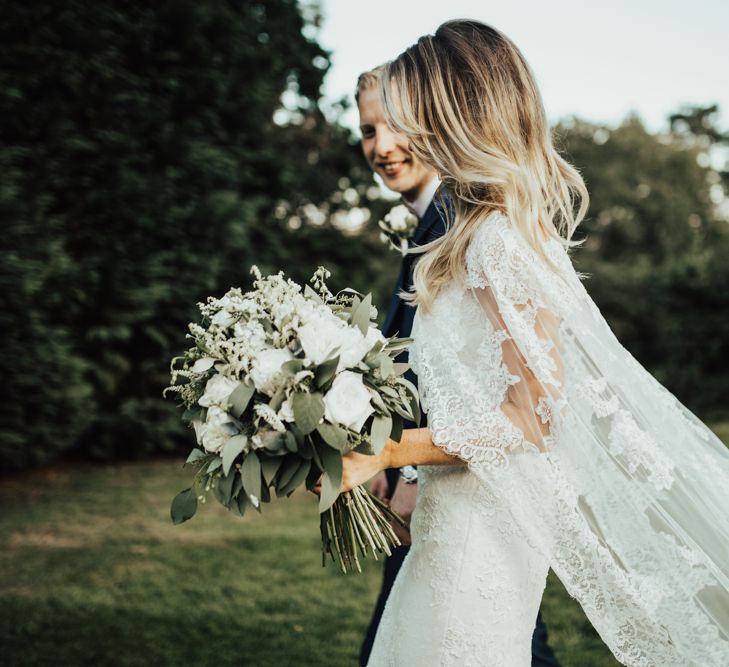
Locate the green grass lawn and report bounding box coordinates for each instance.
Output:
[2,423,727,666]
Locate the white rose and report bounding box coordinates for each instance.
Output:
[339,325,385,370]
[198,374,239,408]
[337,326,370,369]
[323,371,374,432]
[298,310,351,365]
[249,347,292,395]
[299,308,383,371]
[197,406,239,453]
[364,325,386,352]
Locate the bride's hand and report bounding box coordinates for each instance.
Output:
[341,448,390,493]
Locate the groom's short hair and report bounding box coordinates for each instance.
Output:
[355,65,385,103]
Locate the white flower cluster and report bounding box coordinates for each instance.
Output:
[170,267,387,456]
[378,204,418,256]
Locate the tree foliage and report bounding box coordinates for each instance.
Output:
[0,1,392,470]
[557,111,729,417]
[1,2,726,471]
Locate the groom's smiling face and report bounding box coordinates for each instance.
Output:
[357,86,432,202]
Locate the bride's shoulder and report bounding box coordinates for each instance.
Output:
[467,211,521,257]
[464,211,573,290]
[464,211,520,287]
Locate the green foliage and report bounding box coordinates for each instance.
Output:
[0,1,393,470]
[557,112,729,417]
[1,0,726,472]
[32,452,729,663]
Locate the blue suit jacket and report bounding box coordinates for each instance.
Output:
[380,193,449,492]
[381,195,449,344]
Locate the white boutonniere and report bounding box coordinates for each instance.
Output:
[378,204,418,256]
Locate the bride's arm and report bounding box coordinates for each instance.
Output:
[340,427,462,493]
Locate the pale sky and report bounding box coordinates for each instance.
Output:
[317,0,728,133]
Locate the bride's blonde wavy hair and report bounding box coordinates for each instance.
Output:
[380,20,589,309]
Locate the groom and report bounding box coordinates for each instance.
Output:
[355,66,562,667]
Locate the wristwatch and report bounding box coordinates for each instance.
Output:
[399,465,418,484]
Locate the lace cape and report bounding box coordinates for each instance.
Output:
[411,213,729,666]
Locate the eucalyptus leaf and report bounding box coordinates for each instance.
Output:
[354,441,375,455]
[311,440,325,472]
[279,459,311,496]
[305,465,321,491]
[304,284,323,304]
[277,455,301,489]
[390,414,404,443]
[281,359,304,376]
[259,482,271,504]
[319,444,343,490]
[351,293,372,335]
[399,378,421,423]
[206,458,222,473]
[170,488,198,524]
[318,472,340,513]
[368,339,385,356]
[393,362,410,376]
[261,456,283,485]
[235,492,250,517]
[316,422,349,451]
[263,431,287,453]
[182,407,202,423]
[291,392,325,435]
[185,448,205,464]
[228,382,255,419]
[214,470,236,506]
[232,472,243,499]
[368,388,388,412]
[379,355,394,379]
[289,424,305,446]
[241,452,262,501]
[314,356,340,389]
[385,339,412,353]
[379,385,399,399]
[370,414,392,454]
[222,434,247,475]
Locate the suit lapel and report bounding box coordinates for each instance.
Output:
[382,192,450,337]
[411,200,442,247]
[382,263,406,337]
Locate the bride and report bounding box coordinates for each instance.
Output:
[341,19,729,667]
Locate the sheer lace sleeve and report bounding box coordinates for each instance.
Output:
[410,213,729,666]
[412,214,575,467]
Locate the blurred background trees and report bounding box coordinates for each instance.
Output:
[1,1,727,471]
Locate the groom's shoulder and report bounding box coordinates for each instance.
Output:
[424,196,450,242]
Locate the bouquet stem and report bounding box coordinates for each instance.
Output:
[320,486,406,574]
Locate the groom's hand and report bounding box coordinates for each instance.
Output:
[389,480,417,546]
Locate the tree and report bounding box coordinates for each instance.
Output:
[0,0,389,469]
[556,112,729,417]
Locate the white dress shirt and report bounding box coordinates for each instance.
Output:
[404,176,441,220]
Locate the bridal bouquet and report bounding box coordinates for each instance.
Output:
[378,204,418,256]
[165,267,419,573]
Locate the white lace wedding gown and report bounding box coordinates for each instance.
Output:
[367,213,729,667]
